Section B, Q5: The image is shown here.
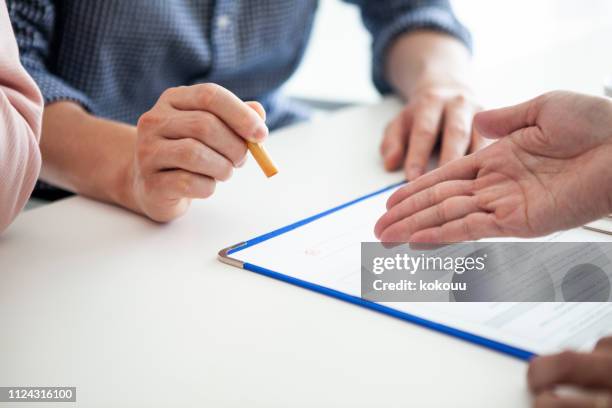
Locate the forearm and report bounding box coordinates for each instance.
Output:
[41,102,138,212]
[385,30,472,100]
[0,100,42,231]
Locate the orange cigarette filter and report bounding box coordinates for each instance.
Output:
[247,141,278,178]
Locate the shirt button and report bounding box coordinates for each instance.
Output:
[217,14,231,29]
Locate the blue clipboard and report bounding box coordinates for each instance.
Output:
[218,182,535,361]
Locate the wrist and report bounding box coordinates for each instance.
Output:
[405,72,473,98]
[112,157,140,215]
[386,30,472,100]
[104,124,142,215]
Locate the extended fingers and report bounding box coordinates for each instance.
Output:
[375,180,474,237]
[381,113,409,171]
[378,196,481,243]
[408,212,501,243]
[439,97,474,166]
[404,98,445,180]
[474,95,543,139]
[386,154,479,209]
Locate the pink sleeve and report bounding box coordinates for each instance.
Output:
[0,0,43,233]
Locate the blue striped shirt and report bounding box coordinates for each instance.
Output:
[8,0,470,130]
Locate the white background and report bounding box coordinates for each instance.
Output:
[284,0,612,104]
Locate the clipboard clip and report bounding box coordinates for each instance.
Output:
[218,242,247,268]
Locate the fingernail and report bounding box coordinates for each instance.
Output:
[407,166,423,180]
[252,124,268,142]
[236,155,247,168]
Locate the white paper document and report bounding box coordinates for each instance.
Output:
[232,186,612,356]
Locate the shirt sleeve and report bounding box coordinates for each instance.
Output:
[0,0,43,232]
[345,0,472,94]
[7,0,95,111]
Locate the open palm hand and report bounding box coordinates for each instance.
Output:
[375,91,612,242]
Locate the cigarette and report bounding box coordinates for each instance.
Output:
[247,141,278,178]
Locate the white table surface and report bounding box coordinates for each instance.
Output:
[3,22,612,407]
[0,99,529,408]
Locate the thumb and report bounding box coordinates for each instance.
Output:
[246,101,267,121]
[474,97,540,139]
